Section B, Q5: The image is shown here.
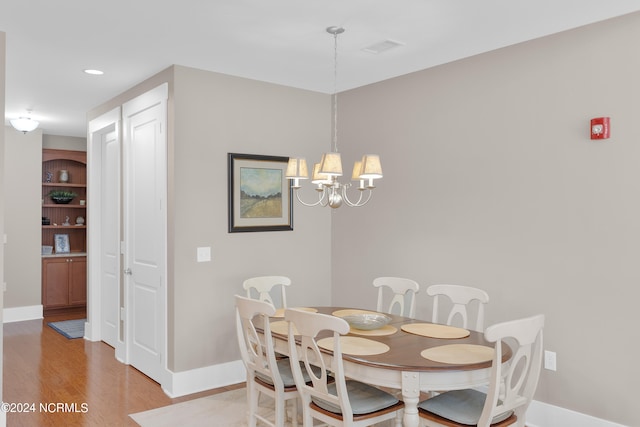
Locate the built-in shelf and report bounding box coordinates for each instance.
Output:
[42,148,87,315]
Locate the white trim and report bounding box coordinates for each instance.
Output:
[2,305,43,323]
[161,360,246,398]
[0,406,5,427]
[526,399,630,427]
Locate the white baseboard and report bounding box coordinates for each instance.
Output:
[161,359,246,398]
[2,305,43,323]
[526,399,629,427]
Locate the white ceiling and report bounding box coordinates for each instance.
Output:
[2,1,640,137]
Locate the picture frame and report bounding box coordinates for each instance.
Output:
[54,234,70,254]
[228,153,293,233]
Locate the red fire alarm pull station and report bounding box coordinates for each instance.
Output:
[590,117,610,139]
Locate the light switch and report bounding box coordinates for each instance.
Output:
[197,246,211,262]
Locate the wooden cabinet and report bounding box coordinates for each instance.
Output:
[42,256,87,310]
[41,149,87,314]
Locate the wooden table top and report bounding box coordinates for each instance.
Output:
[271,306,511,372]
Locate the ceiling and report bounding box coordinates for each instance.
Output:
[2,1,640,138]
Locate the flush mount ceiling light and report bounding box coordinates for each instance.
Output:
[10,111,39,133]
[83,69,104,75]
[286,26,383,209]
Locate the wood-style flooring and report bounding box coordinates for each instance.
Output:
[3,311,243,426]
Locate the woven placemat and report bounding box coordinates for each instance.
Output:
[348,325,397,337]
[273,307,318,318]
[317,336,390,356]
[421,344,494,364]
[401,323,470,339]
[269,320,298,336]
[332,308,379,318]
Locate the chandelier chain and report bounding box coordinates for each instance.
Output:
[332,30,339,154]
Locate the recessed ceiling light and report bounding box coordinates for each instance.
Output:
[83,69,104,75]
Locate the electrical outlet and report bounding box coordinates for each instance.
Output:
[544,350,557,371]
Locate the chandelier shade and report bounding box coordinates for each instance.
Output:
[319,152,343,176]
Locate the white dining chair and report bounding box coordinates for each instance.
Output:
[418,314,545,427]
[373,277,420,318]
[426,284,489,331]
[235,295,299,427]
[284,308,404,427]
[243,276,292,309]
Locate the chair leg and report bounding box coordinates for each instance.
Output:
[300,402,314,427]
[247,382,259,427]
[275,396,286,427]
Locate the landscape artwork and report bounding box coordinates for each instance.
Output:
[240,167,282,218]
[228,153,293,233]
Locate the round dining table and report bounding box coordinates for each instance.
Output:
[268,306,511,427]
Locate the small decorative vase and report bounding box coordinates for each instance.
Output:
[59,170,69,183]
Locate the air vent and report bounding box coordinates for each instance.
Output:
[362,40,404,54]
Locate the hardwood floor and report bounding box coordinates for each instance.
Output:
[3,312,243,426]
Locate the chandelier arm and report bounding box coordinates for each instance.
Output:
[294,188,329,207]
[341,186,373,207]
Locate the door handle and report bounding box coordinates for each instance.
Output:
[124,268,132,275]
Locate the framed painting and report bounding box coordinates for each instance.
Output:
[54,234,70,254]
[228,153,293,233]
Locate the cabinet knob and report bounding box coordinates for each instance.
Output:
[124,268,132,275]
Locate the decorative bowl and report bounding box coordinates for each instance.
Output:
[51,196,75,204]
[342,313,391,330]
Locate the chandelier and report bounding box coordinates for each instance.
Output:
[286,26,383,209]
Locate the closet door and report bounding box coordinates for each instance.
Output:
[100,127,121,348]
[87,107,121,354]
[122,83,168,384]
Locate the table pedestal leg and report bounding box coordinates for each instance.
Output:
[402,371,420,427]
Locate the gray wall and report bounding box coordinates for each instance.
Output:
[3,128,42,308]
[43,134,86,152]
[332,11,640,426]
[170,65,333,371]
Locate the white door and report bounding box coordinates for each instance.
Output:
[123,83,168,383]
[87,107,121,356]
[100,128,121,349]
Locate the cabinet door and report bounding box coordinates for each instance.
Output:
[69,257,87,306]
[43,258,70,307]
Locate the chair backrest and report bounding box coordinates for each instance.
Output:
[243,276,292,308]
[373,277,420,318]
[426,284,489,331]
[284,308,356,420]
[234,295,284,390]
[479,314,545,427]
